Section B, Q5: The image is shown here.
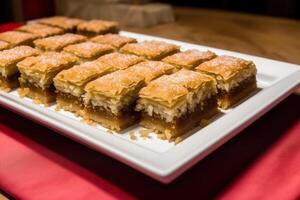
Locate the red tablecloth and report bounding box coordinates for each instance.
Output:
[1,24,300,200]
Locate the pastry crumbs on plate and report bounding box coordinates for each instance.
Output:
[129,132,137,140]
[106,129,114,134]
[139,129,151,139]
[157,134,167,140]
[174,137,182,145]
[164,129,172,140]
[18,88,29,98]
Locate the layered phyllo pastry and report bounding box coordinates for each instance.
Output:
[77,20,119,37]
[136,69,219,138]
[54,60,113,113]
[91,34,137,49]
[0,46,39,91]
[37,16,84,33]
[34,33,87,51]
[120,40,180,60]
[0,41,10,51]
[63,41,114,62]
[0,31,38,47]
[126,60,176,84]
[17,23,64,38]
[196,55,257,109]
[17,52,78,104]
[97,52,144,70]
[162,50,217,69]
[84,70,145,131]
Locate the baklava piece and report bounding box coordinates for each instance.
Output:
[91,34,137,49]
[77,20,119,37]
[37,16,84,33]
[162,50,217,69]
[0,41,10,51]
[120,40,180,60]
[196,55,257,109]
[136,69,219,138]
[84,70,145,131]
[63,41,114,62]
[17,52,78,104]
[97,52,144,70]
[126,60,176,84]
[34,33,87,51]
[0,31,38,47]
[17,23,64,38]
[54,60,113,113]
[0,46,39,91]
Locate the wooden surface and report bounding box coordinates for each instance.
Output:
[126,7,300,64]
[125,7,300,93]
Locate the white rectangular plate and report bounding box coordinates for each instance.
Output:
[1,31,300,183]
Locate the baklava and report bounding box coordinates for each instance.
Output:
[37,16,84,33]
[0,46,39,91]
[54,60,113,113]
[17,23,64,38]
[84,70,145,131]
[77,20,119,37]
[196,55,257,109]
[34,33,87,51]
[162,50,217,69]
[136,69,218,138]
[91,34,137,49]
[0,31,38,47]
[126,60,176,84]
[0,41,10,51]
[17,52,78,104]
[97,52,144,70]
[120,40,180,60]
[63,41,114,62]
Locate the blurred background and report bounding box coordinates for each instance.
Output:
[1,0,299,24]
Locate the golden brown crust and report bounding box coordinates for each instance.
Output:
[34,33,87,51]
[54,60,113,87]
[77,20,119,34]
[196,55,256,81]
[162,50,217,69]
[0,31,38,46]
[17,23,64,38]
[0,41,11,51]
[139,69,216,107]
[17,52,78,89]
[37,16,84,31]
[85,69,144,98]
[0,46,40,77]
[91,34,137,49]
[97,52,144,70]
[120,40,180,60]
[126,60,175,84]
[63,41,114,59]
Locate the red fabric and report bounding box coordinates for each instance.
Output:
[1,24,300,200]
[22,0,54,21]
[0,23,22,32]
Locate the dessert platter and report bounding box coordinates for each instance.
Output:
[1,16,300,183]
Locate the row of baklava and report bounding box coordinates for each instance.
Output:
[0,16,257,139]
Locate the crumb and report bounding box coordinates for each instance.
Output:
[174,137,182,145]
[157,134,167,140]
[200,119,210,127]
[55,104,61,111]
[81,118,96,126]
[106,129,113,134]
[18,87,29,98]
[139,129,151,139]
[129,131,137,140]
[164,129,172,140]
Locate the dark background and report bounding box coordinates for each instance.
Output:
[0,0,299,23]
